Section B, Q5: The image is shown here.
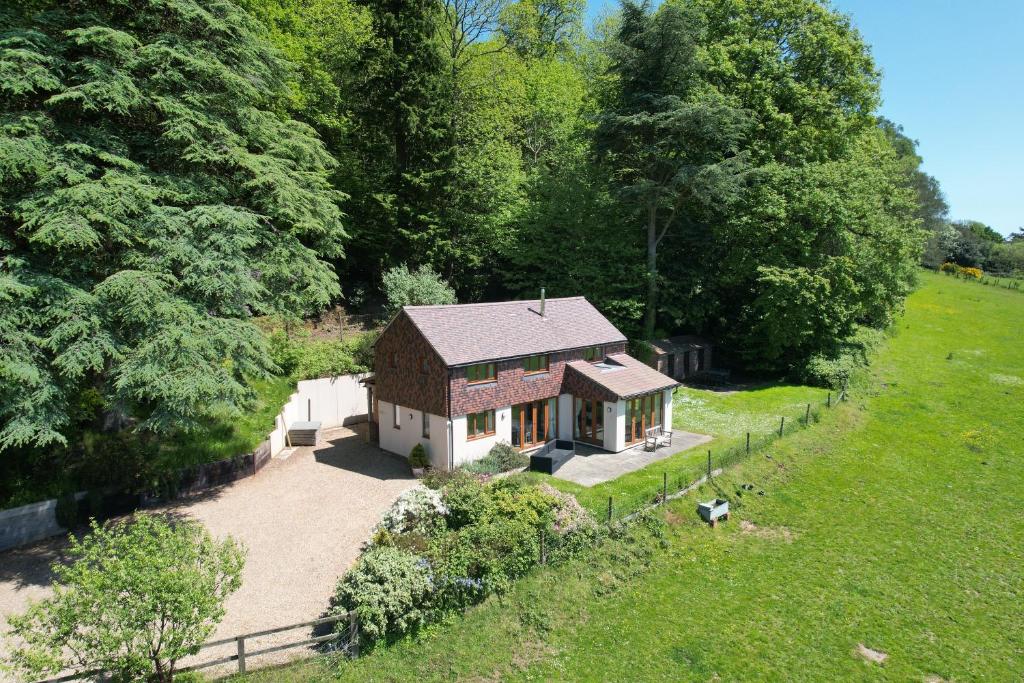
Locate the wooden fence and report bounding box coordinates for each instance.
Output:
[33,611,358,682]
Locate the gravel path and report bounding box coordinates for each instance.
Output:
[0,425,416,679]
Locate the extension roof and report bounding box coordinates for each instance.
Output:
[565,353,680,401]
[400,297,627,367]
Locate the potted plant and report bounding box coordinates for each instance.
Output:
[409,444,430,478]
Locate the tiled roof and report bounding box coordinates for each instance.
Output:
[565,353,679,400]
[401,297,627,367]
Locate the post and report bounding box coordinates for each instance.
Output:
[746,432,750,453]
[707,450,712,479]
[827,392,831,408]
[539,527,546,564]
[607,496,613,523]
[663,472,667,503]
[307,398,311,421]
[779,416,785,437]
[805,403,811,424]
[348,611,360,658]
[236,636,246,674]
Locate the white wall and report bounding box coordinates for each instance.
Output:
[450,405,513,467]
[378,400,450,468]
[608,399,627,452]
[268,373,371,456]
[557,393,573,440]
[663,388,674,431]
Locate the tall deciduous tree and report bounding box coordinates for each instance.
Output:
[0,0,346,448]
[595,0,749,340]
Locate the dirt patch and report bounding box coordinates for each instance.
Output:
[739,520,795,542]
[924,676,950,683]
[664,510,684,526]
[856,643,888,664]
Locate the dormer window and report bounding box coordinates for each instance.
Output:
[582,346,603,362]
[523,354,549,374]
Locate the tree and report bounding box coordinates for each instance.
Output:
[501,0,585,57]
[5,515,244,683]
[595,0,750,339]
[382,264,457,316]
[343,0,451,286]
[0,0,346,449]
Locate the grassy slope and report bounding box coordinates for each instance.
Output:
[231,271,1023,681]
[522,382,828,519]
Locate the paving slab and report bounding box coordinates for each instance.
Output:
[553,431,712,486]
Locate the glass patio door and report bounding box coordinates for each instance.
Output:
[573,397,604,445]
[512,398,557,451]
[626,392,664,445]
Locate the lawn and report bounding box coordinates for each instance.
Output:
[518,381,829,520]
[227,269,1023,681]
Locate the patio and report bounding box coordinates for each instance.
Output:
[552,430,712,486]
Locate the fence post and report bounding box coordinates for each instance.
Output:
[779,416,785,437]
[663,472,667,503]
[805,403,811,424]
[827,392,831,408]
[236,636,246,674]
[707,450,712,479]
[607,496,612,523]
[539,527,546,565]
[348,611,360,658]
[746,432,750,453]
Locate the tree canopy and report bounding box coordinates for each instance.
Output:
[0,0,346,449]
[1,0,950,453]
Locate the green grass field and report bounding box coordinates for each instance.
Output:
[228,271,1023,682]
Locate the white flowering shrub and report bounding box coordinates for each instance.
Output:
[375,486,448,536]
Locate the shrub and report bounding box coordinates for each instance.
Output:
[462,441,529,475]
[797,326,883,388]
[382,264,456,316]
[331,546,433,645]
[5,515,244,683]
[480,477,559,528]
[536,484,603,561]
[439,474,489,530]
[429,516,538,596]
[266,330,368,380]
[374,487,447,537]
[408,444,431,469]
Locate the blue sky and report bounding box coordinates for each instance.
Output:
[586,0,1024,236]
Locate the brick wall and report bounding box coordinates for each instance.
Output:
[450,342,626,416]
[374,312,448,416]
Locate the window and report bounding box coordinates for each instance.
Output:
[466,362,496,384]
[581,346,603,362]
[523,354,549,374]
[466,410,495,440]
[392,403,401,429]
[422,412,430,438]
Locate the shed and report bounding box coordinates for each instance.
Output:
[647,335,713,381]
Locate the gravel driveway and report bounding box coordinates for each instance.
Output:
[0,424,416,678]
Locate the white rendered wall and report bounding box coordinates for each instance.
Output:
[557,393,573,440]
[450,405,513,466]
[609,399,627,452]
[268,373,371,456]
[663,388,674,430]
[378,400,450,468]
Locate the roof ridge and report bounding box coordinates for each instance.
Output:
[404,296,586,311]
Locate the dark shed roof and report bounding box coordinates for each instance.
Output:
[649,335,711,356]
[400,297,627,367]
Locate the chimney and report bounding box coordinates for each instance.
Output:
[539,288,546,317]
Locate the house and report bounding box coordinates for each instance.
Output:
[647,335,713,382]
[365,295,680,470]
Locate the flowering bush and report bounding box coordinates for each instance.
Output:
[940,262,983,280]
[537,483,603,560]
[462,441,529,474]
[331,546,433,644]
[374,487,447,536]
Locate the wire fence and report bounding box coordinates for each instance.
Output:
[597,388,847,524]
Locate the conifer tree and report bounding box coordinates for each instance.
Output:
[0,0,346,448]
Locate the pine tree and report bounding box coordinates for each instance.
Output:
[0,0,346,448]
